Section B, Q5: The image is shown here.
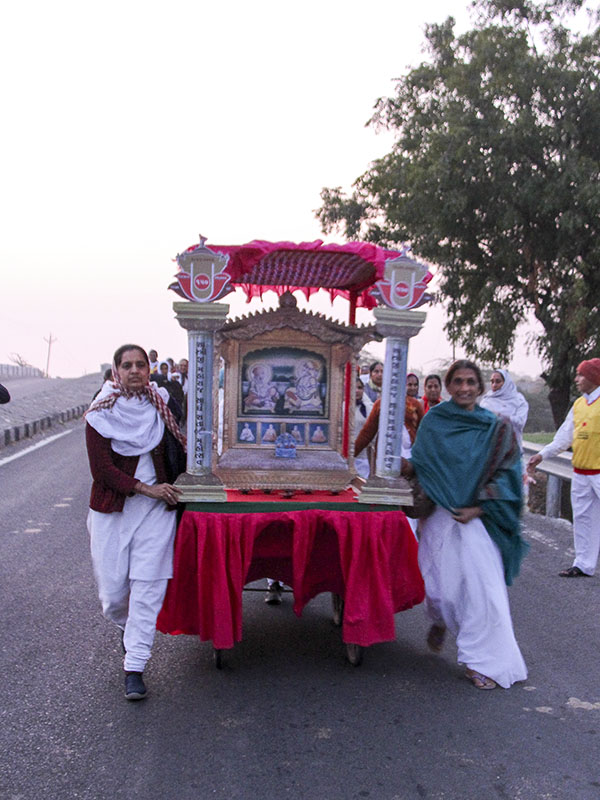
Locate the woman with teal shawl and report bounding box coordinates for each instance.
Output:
[407,360,528,690]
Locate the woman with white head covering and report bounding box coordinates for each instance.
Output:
[480,369,529,449]
[85,344,186,701]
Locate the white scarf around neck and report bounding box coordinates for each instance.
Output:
[86,381,168,456]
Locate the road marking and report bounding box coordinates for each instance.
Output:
[24,528,43,533]
[0,430,73,467]
[527,530,560,550]
[53,503,70,507]
[567,697,600,711]
[219,716,251,728]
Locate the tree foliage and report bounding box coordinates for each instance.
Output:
[317,0,600,424]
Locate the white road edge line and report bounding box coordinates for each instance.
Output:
[0,429,74,467]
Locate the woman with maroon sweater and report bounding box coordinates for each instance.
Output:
[85,344,185,701]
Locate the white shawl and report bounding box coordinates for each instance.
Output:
[480,369,529,443]
[86,381,169,456]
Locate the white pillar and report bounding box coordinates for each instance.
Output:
[376,334,409,479]
[187,329,215,475]
[173,301,229,502]
[359,307,426,505]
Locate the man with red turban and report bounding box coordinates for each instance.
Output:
[528,359,600,577]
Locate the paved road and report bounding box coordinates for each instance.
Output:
[1,423,599,800]
[0,374,102,430]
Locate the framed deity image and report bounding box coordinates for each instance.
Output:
[237,421,257,444]
[287,423,305,445]
[259,421,281,444]
[308,423,329,445]
[240,347,328,418]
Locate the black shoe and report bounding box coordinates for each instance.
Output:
[559,566,591,577]
[265,581,283,605]
[124,671,147,701]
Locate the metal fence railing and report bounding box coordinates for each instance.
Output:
[0,364,44,378]
[522,441,573,518]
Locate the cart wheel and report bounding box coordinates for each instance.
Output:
[346,643,363,666]
[213,648,223,669]
[331,593,344,627]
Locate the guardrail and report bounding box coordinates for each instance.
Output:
[1,405,89,450]
[522,441,572,517]
[0,364,44,378]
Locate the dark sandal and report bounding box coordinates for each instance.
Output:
[465,668,497,690]
[427,624,446,653]
[559,566,590,578]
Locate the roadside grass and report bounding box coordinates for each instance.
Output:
[523,432,555,445]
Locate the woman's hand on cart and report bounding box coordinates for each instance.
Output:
[135,481,182,505]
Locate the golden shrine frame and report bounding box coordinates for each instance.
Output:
[213,293,373,491]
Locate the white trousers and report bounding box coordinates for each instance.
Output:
[571,472,600,575]
[418,507,527,688]
[98,575,168,673]
[87,456,176,672]
[88,501,173,671]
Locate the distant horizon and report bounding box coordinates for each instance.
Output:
[1,282,546,382]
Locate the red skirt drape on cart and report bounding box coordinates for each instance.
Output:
[157,509,424,650]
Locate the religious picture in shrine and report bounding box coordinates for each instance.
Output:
[240,347,328,418]
[237,421,257,443]
[308,423,329,445]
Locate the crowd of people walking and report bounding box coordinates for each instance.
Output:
[83,341,599,701]
[352,355,600,691]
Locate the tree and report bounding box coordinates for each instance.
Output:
[317,0,600,426]
[9,353,31,367]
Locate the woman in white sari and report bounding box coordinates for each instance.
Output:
[406,360,528,690]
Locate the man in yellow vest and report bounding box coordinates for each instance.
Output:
[528,359,600,577]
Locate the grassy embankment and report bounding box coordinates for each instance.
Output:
[523,432,555,445]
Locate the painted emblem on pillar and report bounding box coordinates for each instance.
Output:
[194,337,208,466]
[173,235,233,303]
[371,254,431,311]
[383,340,404,473]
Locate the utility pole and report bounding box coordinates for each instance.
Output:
[44,333,57,378]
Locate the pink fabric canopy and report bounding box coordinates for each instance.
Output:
[175,238,428,309]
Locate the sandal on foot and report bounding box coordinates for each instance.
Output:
[465,668,497,690]
[559,566,590,578]
[427,624,446,653]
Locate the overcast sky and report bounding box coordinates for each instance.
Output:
[0,0,544,379]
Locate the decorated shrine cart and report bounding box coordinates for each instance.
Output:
[156,237,431,666]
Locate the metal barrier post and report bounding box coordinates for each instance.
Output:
[545,474,562,518]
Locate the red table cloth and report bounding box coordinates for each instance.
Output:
[157,507,424,650]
